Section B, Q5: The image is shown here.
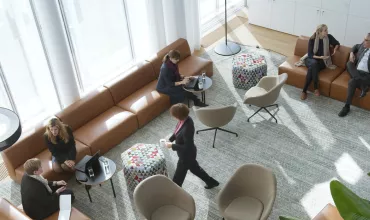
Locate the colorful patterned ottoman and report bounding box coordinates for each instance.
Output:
[122,143,167,191]
[232,53,267,90]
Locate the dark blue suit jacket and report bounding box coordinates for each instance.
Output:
[156,62,185,104]
[169,117,197,162]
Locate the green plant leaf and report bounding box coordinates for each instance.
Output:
[330,180,370,219]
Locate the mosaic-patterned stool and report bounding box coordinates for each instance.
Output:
[122,143,167,191]
[232,53,267,90]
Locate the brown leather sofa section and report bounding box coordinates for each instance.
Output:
[179,55,213,77]
[104,61,156,104]
[2,38,212,184]
[279,36,350,96]
[312,204,343,220]
[17,203,91,220]
[73,107,138,155]
[146,38,213,78]
[330,71,370,110]
[56,88,115,131]
[117,80,170,127]
[0,198,31,220]
[14,141,90,183]
[1,125,46,180]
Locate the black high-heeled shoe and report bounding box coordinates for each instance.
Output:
[360,86,369,98]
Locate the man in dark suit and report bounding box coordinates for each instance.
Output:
[338,33,370,117]
[21,158,74,220]
[165,103,219,188]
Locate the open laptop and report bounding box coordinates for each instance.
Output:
[75,150,101,177]
[184,76,199,89]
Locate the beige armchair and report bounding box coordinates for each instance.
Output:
[244,73,288,123]
[133,175,196,220]
[193,103,238,148]
[217,164,277,220]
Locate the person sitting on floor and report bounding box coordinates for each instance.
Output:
[44,118,77,173]
[156,49,208,107]
[21,158,74,220]
[338,33,370,117]
[297,24,340,100]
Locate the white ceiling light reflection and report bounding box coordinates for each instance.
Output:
[335,153,363,185]
[301,180,336,218]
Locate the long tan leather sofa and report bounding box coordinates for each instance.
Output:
[1,38,213,184]
[279,36,370,111]
[0,198,91,220]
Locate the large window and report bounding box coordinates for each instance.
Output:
[0,0,60,127]
[200,0,244,36]
[60,0,133,92]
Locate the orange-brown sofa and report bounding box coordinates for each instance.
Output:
[0,198,91,220]
[1,38,213,184]
[279,36,370,110]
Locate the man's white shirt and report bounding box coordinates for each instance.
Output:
[357,48,370,73]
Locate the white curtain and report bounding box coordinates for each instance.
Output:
[146,0,201,53]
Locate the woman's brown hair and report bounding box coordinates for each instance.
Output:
[170,103,189,120]
[45,118,70,144]
[162,50,181,62]
[24,158,41,175]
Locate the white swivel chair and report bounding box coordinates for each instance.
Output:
[244,73,288,123]
[193,103,238,148]
[133,175,196,220]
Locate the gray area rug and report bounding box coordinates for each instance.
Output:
[1,46,370,220]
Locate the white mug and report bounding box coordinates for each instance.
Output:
[159,139,166,148]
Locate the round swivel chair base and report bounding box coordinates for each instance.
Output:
[214,41,241,56]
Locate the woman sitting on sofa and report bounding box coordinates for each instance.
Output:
[44,118,76,173]
[21,158,74,220]
[156,50,207,107]
[300,24,340,100]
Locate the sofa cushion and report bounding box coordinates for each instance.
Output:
[104,62,156,104]
[151,205,191,220]
[330,71,370,110]
[224,196,263,220]
[117,80,170,128]
[279,56,344,96]
[14,140,91,183]
[294,36,351,70]
[2,124,47,180]
[294,36,310,57]
[73,106,138,155]
[178,55,213,77]
[146,38,192,78]
[56,87,115,131]
[0,198,31,220]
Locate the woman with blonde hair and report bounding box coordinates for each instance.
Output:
[44,118,76,173]
[300,24,340,100]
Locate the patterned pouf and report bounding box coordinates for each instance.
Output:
[122,143,167,191]
[232,53,267,90]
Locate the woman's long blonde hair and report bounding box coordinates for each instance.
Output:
[45,118,69,144]
[310,24,328,39]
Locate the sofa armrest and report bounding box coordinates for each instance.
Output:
[0,198,31,220]
[1,125,47,179]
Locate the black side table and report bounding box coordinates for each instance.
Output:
[75,156,116,202]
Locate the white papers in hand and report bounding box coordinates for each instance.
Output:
[58,194,71,220]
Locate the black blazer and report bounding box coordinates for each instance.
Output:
[21,174,59,220]
[169,117,197,161]
[352,43,370,71]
